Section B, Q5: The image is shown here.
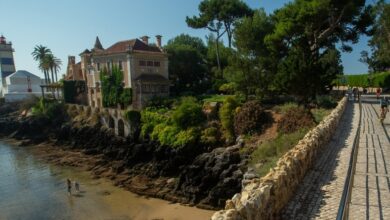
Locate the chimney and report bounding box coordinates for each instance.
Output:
[68,56,75,65]
[155,35,162,47]
[140,35,149,45]
[0,35,5,44]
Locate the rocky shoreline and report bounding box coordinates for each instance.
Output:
[0,105,247,210]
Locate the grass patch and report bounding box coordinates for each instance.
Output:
[250,129,308,177]
[201,94,234,103]
[273,102,299,114]
[311,108,332,124]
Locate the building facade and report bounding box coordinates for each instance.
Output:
[0,35,16,97]
[64,56,83,81]
[3,70,43,102]
[66,35,169,109]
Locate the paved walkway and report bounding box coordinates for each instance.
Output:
[281,101,360,219]
[281,96,390,220]
[348,99,390,220]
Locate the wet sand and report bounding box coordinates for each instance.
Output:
[0,140,214,220]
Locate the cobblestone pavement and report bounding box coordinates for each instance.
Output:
[281,101,360,220]
[348,99,390,220]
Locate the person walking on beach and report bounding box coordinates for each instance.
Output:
[74,181,80,193]
[67,178,72,195]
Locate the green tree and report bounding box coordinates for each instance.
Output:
[186,0,252,70]
[165,34,208,95]
[43,54,62,83]
[219,96,238,143]
[32,45,52,84]
[225,9,275,99]
[362,1,390,72]
[206,34,234,90]
[267,0,373,102]
[167,34,207,55]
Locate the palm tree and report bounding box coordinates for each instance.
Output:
[39,56,51,84]
[45,54,56,84]
[52,56,62,82]
[44,54,62,83]
[32,45,52,84]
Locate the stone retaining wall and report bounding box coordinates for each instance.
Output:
[212,97,348,220]
[66,104,131,137]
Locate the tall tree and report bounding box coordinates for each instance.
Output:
[186,0,252,70]
[165,34,208,95]
[361,0,390,72]
[32,45,52,84]
[53,56,62,82]
[225,9,275,99]
[266,0,373,101]
[39,58,51,84]
[45,54,62,83]
[206,34,233,90]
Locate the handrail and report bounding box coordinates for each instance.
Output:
[336,98,362,220]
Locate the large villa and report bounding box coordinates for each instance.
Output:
[65,35,170,109]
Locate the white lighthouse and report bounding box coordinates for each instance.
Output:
[0,35,16,97]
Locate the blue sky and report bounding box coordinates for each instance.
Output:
[0,0,376,78]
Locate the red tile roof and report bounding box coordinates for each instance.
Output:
[94,39,163,55]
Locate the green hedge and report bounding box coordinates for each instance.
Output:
[335,72,390,87]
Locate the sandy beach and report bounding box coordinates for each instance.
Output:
[0,140,214,220]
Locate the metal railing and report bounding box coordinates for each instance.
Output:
[336,98,362,220]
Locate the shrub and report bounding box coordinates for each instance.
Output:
[140,108,169,138]
[200,120,223,146]
[219,82,236,94]
[277,106,315,134]
[150,123,166,140]
[31,98,66,120]
[157,125,179,146]
[250,129,308,177]
[316,95,337,109]
[234,100,271,135]
[219,96,239,143]
[172,97,205,129]
[311,108,332,124]
[124,110,141,126]
[174,127,200,147]
[273,102,299,114]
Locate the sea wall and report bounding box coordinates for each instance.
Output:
[212,97,348,220]
[66,104,131,137]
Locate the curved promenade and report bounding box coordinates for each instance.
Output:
[281,101,359,219]
[282,95,390,220]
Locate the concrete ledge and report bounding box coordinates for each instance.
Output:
[212,97,348,220]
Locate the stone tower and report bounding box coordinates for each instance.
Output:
[0,35,16,97]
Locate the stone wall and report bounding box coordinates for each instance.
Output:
[212,97,348,220]
[66,104,131,137]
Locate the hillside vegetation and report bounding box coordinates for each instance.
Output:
[335,72,390,88]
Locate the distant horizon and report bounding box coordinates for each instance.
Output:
[0,0,381,78]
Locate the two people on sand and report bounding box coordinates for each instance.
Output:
[66,178,80,195]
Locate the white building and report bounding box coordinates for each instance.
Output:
[0,35,16,97]
[3,70,43,102]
